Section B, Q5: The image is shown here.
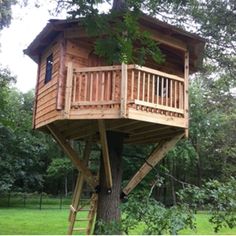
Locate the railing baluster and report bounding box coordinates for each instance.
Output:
[174,81,177,108]
[156,76,159,104]
[166,78,169,106]
[84,72,88,101]
[112,71,116,101]
[161,77,164,105]
[131,70,134,100]
[107,71,111,101]
[95,72,99,102]
[89,72,93,102]
[73,75,76,103]
[170,79,173,107]
[78,73,82,102]
[179,82,183,109]
[101,72,105,101]
[142,72,145,101]
[137,71,140,100]
[147,73,150,102]
[152,74,155,103]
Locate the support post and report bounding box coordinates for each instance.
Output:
[98,120,113,190]
[56,37,66,110]
[47,124,97,189]
[123,132,184,195]
[120,63,128,117]
[184,51,189,138]
[64,62,73,118]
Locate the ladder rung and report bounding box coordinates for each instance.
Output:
[73,227,87,231]
[75,218,90,221]
[79,209,90,211]
[70,205,76,213]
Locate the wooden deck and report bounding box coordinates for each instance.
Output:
[37,62,188,144]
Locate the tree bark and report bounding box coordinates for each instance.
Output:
[112,0,127,11]
[95,131,124,234]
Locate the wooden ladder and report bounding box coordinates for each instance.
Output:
[68,173,98,235]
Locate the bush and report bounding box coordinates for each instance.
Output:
[122,191,195,234]
[177,177,236,232]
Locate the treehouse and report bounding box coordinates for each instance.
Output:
[24,14,204,234]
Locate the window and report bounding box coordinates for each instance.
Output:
[45,54,53,84]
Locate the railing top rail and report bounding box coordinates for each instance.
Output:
[128,64,184,82]
[74,65,122,73]
[73,64,184,82]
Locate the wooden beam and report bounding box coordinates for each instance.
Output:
[120,63,128,117]
[98,120,113,189]
[56,36,66,110]
[32,56,41,129]
[134,100,184,114]
[123,132,184,195]
[184,51,190,138]
[128,108,186,128]
[64,62,73,118]
[140,25,187,51]
[47,124,97,189]
[75,65,122,73]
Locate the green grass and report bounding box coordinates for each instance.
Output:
[0,208,88,235]
[129,212,236,235]
[180,212,235,235]
[0,208,235,235]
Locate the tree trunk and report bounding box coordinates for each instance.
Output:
[112,0,127,11]
[95,131,124,234]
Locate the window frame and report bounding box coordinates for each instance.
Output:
[44,53,53,84]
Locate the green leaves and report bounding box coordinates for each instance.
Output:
[56,1,165,65]
[178,178,236,232]
[122,191,196,234]
[0,0,16,30]
[46,158,73,180]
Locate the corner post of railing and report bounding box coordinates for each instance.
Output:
[121,63,128,118]
[64,62,73,118]
[184,50,189,137]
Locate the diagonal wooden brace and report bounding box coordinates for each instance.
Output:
[47,124,97,190]
[98,120,113,189]
[123,132,184,195]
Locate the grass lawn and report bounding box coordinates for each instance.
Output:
[0,208,235,235]
[0,208,88,235]
[180,212,236,235]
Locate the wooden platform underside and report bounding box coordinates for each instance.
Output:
[40,118,184,144]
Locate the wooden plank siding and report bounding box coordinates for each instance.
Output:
[35,36,63,128]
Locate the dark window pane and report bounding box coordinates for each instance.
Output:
[45,54,53,84]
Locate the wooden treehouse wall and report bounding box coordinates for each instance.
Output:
[34,34,187,128]
[34,37,62,128]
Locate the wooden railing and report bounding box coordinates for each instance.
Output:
[127,65,185,116]
[64,63,187,119]
[70,64,121,108]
